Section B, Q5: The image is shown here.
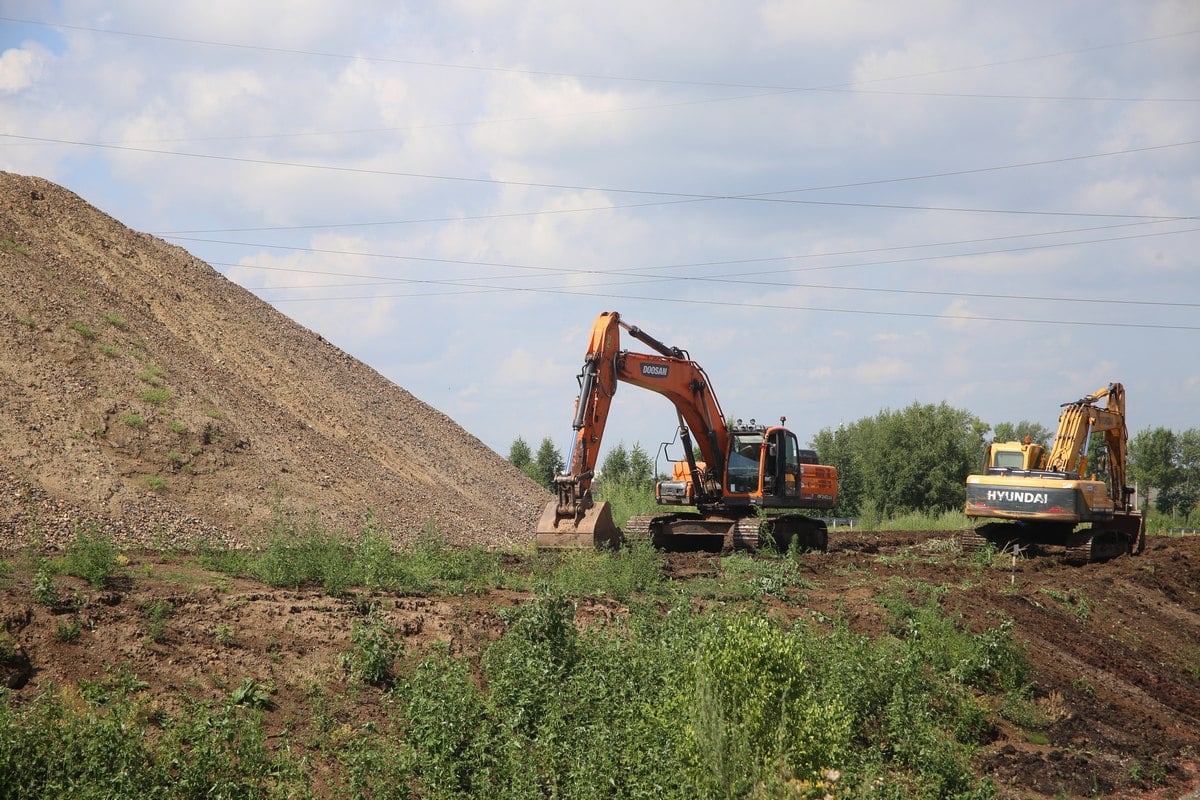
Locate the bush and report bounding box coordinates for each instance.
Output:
[61,525,120,588]
[342,610,402,687]
[534,539,662,600]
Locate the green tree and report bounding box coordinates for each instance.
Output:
[599,442,630,483]
[814,402,987,517]
[1175,429,1200,519]
[599,441,655,490]
[991,420,1052,447]
[628,443,654,487]
[811,424,866,516]
[532,437,566,490]
[508,437,533,470]
[1129,427,1179,512]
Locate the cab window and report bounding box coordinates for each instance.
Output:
[992,450,1024,469]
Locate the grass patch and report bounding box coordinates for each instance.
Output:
[0,542,1030,800]
[713,551,815,599]
[147,475,167,491]
[140,386,171,405]
[1,238,30,254]
[872,508,973,531]
[101,311,127,329]
[593,479,659,529]
[534,539,663,601]
[17,315,36,329]
[1039,587,1091,620]
[122,413,146,429]
[137,365,167,386]
[69,321,97,340]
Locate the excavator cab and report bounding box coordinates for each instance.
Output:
[984,439,1046,474]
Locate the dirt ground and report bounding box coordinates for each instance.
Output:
[3,530,1198,799]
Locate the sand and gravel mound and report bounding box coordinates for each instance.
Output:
[0,172,548,550]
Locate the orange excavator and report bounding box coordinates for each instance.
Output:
[535,311,838,551]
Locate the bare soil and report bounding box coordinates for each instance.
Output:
[2,531,1198,799]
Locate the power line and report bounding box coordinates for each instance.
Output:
[261,281,1200,333]
[230,259,1200,310]
[6,133,1195,222]
[169,223,1199,280]
[148,140,1200,234]
[195,225,1200,313]
[4,13,1195,102]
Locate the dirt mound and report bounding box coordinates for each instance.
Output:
[0,172,548,550]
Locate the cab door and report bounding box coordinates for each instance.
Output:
[766,429,802,501]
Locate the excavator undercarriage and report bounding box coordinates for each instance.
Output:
[621,511,828,552]
[959,515,1145,565]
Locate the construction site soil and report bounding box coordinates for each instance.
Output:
[1,531,1198,799]
[2,173,1199,797]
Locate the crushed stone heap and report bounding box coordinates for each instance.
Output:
[0,172,547,550]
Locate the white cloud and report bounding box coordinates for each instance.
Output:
[0,46,43,93]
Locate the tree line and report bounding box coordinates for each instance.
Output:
[507,437,656,492]
[508,402,1200,525]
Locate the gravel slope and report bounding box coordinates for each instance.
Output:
[0,172,548,550]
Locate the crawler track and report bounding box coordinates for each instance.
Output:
[622,513,827,552]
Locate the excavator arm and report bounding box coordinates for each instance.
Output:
[1044,383,1130,507]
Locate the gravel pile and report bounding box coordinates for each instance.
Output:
[0,172,548,552]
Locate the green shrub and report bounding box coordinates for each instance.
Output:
[61,525,119,588]
[401,654,495,795]
[342,610,402,686]
[31,558,59,606]
[54,617,82,642]
[228,678,273,709]
[142,599,173,644]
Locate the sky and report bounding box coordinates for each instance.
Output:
[1,1,1197,471]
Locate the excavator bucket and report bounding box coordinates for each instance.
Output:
[535,500,621,549]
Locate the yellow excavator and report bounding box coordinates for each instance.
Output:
[963,382,1145,563]
[535,311,837,551]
